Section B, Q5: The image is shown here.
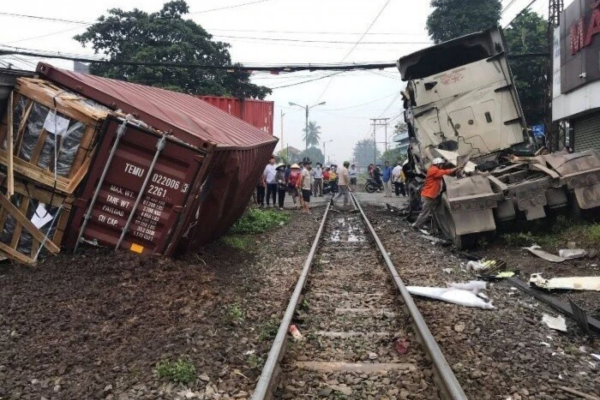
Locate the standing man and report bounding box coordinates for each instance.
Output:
[391,161,406,197]
[312,162,324,197]
[332,161,350,207]
[263,156,277,207]
[412,158,457,230]
[382,161,393,197]
[349,164,358,191]
[299,158,313,214]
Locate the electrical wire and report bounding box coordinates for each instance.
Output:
[6,26,85,44]
[189,0,273,14]
[211,34,431,45]
[314,0,392,104]
[205,27,429,36]
[503,0,538,27]
[502,0,519,13]
[269,71,346,89]
[0,11,89,25]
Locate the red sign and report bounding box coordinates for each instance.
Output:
[570,0,600,54]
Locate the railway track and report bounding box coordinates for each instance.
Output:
[251,194,467,400]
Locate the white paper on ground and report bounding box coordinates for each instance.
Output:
[30,204,53,229]
[449,280,487,294]
[43,110,70,136]
[407,286,494,309]
[530,273,600,291]
[524,245,565,263]
[557,249,587,259]
[542,314,567,332]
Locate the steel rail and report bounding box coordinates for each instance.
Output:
[350,193,468,400]
[250,202,331,400]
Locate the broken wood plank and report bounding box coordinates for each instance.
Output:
[0,241,34,265]
[29,128,49,166]
[0,194,60,254]
[508,277,600,332]
[14,99,33,155]
[7,91,14,197]
[10,197,29,249]
[558,386,600,400]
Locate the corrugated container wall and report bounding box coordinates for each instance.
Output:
[199,96,274,135]
[36,63,277,254]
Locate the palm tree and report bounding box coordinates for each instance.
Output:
[303,121,322,148]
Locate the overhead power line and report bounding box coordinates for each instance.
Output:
[0,11,89,25]
[190,0,274,14]
[212,34,431,45]
[503,0,538,27]
[205,28,429,36]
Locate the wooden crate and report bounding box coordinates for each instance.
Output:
[0,173,71,264]
[0,78,109,194]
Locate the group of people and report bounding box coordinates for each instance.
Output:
[367,161,408,198]
[256,156,356,213]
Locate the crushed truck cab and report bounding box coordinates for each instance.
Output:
[398,27,600,247]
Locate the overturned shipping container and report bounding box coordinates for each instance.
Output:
[36,63,278,256]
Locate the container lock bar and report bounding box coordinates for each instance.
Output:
[115,135,167,251]
[74,119,128,253]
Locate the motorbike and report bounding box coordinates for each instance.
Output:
[365,178,384,193]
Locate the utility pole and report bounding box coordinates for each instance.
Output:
[546,0,564,150]
[280,110,285,153]
[370,118,390,164]
[289,101,326,151]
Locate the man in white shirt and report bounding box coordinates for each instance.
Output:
[332,161,350,207]
[263,156,277,207]
[312,163,324,197]
[391,161,405,197]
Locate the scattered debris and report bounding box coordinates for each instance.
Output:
[569,298,591,337]
[449,280,487,294]
[529,273,600,291]
[442,268,454,274]
[288,324,304,341]
[454,322,466,333]
[558,249,587,259]
[394,338,410,355]
[592,354,600,361]
[524,245,565,263]
[541,314,567,332]
[407,283,494,309]
[367,352,378,360]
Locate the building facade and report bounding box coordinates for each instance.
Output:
[552,0,600,151]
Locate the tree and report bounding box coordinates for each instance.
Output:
[75,1,270,98]
[302,121,322,148]
[298,147,325,165]
[381,148,407,164]
[504,10,547,125]
[427,0,502,44]
[353,139,381,169]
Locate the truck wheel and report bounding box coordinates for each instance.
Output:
[435,196,478,249]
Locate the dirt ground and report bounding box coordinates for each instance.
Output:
[0,207,325,400]
[366,205,600,400]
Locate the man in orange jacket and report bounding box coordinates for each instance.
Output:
[412,157,457,230]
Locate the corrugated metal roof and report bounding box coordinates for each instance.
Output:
[36,63,278,150]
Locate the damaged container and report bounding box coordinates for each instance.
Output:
[36,63,278,256]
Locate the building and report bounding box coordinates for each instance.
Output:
[552,0,600,150]
[393,130,410,154]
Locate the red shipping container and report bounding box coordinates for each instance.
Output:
[36,63,278,255]
[199,96,274,135]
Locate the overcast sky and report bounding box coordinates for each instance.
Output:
[0,0,549,164]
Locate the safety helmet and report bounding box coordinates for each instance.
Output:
[291,164,301,169]
[432,157,445,165]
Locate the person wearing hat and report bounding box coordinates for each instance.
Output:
[288,164,302,206]
[299,158,313,213]
[412,157,458,230]
[275,163,287,210]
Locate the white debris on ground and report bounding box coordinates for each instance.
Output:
[541,314,567,332]
[529,273,600,291]
[407,281,494,309]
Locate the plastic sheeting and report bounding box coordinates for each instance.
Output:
[13,98,86,177]
[0,194,60,257]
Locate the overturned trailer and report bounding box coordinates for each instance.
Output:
[398,27,600,248]
[0,63,276,264]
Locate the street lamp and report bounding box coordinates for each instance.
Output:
[323,139,332,165]
[288,101,326,151]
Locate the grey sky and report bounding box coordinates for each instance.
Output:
[0,0,548,163]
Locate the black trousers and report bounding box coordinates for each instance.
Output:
[394,182,406,196]
[278,189,286,208]
[256,185,265,206]
[266,183,277,205]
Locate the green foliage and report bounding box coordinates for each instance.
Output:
[298,147,325,165]
[220,235,253,251]
[156,359,196,384]
[303,121,322,148]
[427,0,502,44]
[381,147,407,164]
[353,139,381,169]
[230,208,290,234]
[227,304,245,324]
[246,353,264,369]
[75,1,270,98]
[504,10,549,125]
[258,318,280,342]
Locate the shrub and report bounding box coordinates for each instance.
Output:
[156,359,196,384]
[230,208,290,234]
